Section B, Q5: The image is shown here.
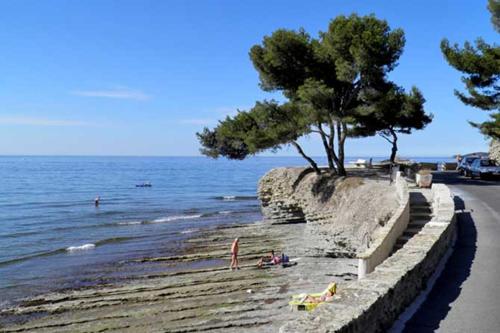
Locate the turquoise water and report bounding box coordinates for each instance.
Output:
[0,155,453,307]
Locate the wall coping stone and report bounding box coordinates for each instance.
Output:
[357,172,410,278]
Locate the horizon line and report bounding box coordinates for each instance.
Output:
[0,154,460,158]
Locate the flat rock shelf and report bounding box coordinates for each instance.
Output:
[0,222,357,333]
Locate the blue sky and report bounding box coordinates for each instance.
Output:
[0,0,497,157]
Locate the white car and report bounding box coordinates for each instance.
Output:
[457,156,479,176]
[469,159,500,179]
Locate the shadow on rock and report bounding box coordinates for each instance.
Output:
[402,196,477,333]
[310,172,338,203]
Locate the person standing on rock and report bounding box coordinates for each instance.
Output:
[230,238,239,270]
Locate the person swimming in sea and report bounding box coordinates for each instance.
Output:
[94,196,100,207]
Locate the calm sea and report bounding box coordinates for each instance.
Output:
[0,155,453,307]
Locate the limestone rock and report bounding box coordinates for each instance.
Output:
[258,168,399,257]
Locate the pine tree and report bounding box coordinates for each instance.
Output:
[441,0,500,139]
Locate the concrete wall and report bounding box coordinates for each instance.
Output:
[280,183,456,333]
[357,172,410,279]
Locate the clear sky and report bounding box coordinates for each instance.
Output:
[0,0,497,157]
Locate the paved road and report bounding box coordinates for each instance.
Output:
[403,172,500,333]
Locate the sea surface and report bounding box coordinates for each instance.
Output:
[0,155,454,308]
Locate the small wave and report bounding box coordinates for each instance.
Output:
[151,214,202,223]
[115,214,203,226]
[95,210,125,217]
[66,243,96,252]
[0,230,41,239]
[0,236,138,267]
[180,228,199,234]
[95,236,137,246]
[214,195,258,201]
[197,211,232,218]
[66,236,136,251]
[0,249,66,267]
[117,221,142,226]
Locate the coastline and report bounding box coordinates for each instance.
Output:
[0,220,357,332]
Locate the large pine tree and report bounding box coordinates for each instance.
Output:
[441,0,500,139]
[198,15,427,175]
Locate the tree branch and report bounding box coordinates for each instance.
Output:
[291,141,321,174]
[379,133,394,144]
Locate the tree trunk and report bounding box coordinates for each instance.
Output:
[327,120,341,174]
[291,141,321,175]
[390,129,398,164]
[317,123,336,172]
[335,122,347,176]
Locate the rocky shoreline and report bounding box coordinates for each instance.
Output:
[1,168,401,332]
[0,220,357,333]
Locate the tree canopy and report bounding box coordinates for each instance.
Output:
[198,14,430,174]
[488,0,500,32]
[357,85,432,162]
[441,0,500,139]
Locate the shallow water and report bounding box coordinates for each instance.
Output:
[0,155,453,307]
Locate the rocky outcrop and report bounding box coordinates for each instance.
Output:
[258,168,399,257]
[258,168,310,224]
[490,139,500,163]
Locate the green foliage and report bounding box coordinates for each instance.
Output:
[296,79,335,123]
[489,0,500,32]
[441,1,500,139]
[441,39,500,111]
[249,29,316,96]
[470,112,500,138]
[320,14,405,84]
[356,85,432,161]
[196,101,309,159]
[198,14,421,174]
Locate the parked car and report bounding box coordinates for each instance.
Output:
[457,157,479,176]
[469,159,500,179]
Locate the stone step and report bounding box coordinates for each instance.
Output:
[410,211,433,218]
[395,238,408,248]
[398,235,412,242]
[411,202,431,208]
[403,227,422,237]
[410,206,432,214]
[410,216,433,223]
[408,220,429,228]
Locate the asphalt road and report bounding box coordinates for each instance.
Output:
[403,172,500,333]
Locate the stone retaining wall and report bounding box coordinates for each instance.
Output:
[280,183,456,333]
[357,173,409,279]
[490,139,500,163]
